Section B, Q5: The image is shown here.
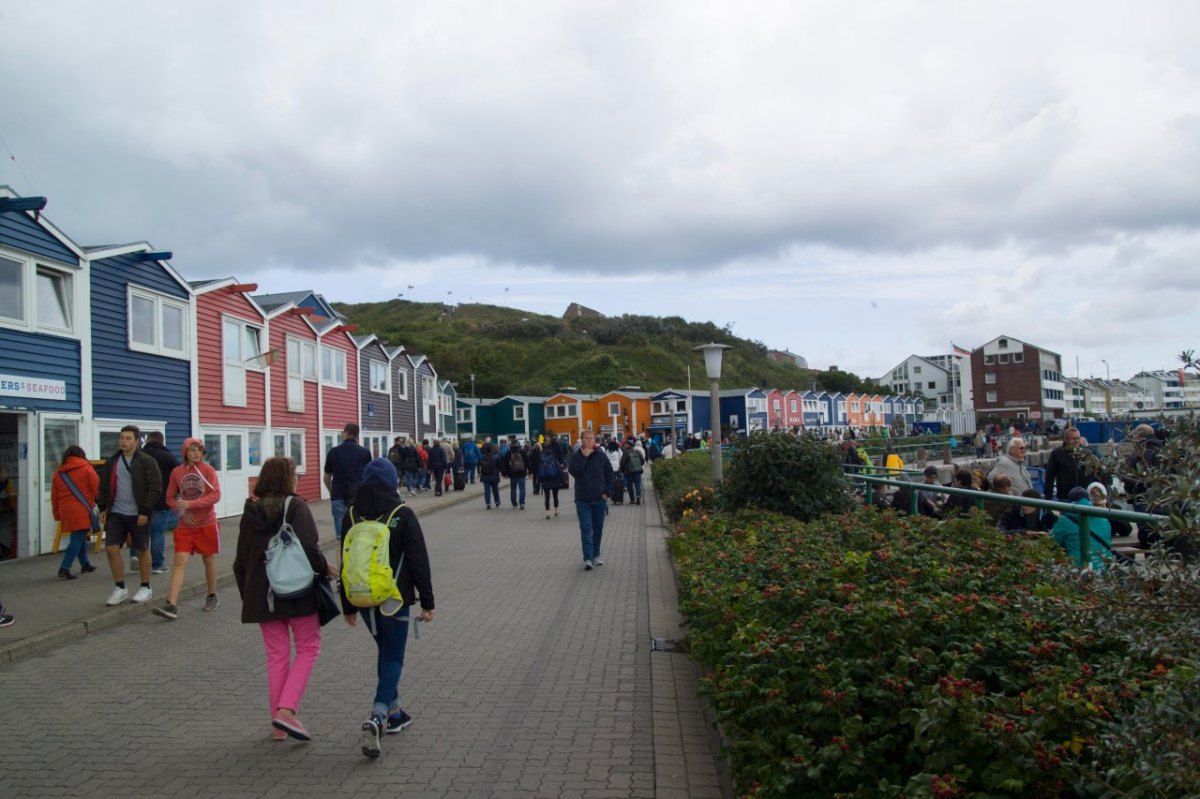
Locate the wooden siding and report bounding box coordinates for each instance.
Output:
[0,209,77,266]
[0,327,82,412]
[197,287,266,426]
[391,359,415,437]
[358,342,391,433]
[414,361,438,440]
[268,312,320,501]
[321,331,359,432]
[90,254,191,450]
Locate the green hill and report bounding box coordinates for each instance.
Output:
[333,300,882,399]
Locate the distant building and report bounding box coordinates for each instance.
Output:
[1065,377,1155,417]
[767,349,808,368]
[878,353,971,409]
[563,302,604,319]
[1130,370,1200,410]
[969,335,1065,421]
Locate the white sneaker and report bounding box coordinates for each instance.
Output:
[106,586,129,606]
[132,585,153,603]
[584,560,593,571]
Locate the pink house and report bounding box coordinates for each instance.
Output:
[782,389,804,430]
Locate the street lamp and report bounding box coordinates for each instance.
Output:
[1101,360,1110,381]
[694,343,732,483]
[469,373,475,397]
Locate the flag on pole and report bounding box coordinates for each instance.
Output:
[245,347,281,368]
[951,342,971,357]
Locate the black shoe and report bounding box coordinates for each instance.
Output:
[361,715,382,758]
[81,564,97,573]
[0,613,14,628]
[385,710,413,734]
[58,568,76,580]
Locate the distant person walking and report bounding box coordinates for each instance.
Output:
[502,438,528,510]
[478,443,501,509]
[98,425,162,606]
[461,437,480,484]
[52,445,99,579]
[568,430,613,571]
[428,439,448,497]
[141,431,179,574]
[153,438,223,620]
[234,457,330,742]
[540,438,568,519]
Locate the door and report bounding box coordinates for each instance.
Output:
[201,430,249,518]
[0,412,29,559]
[38,414,79,557]
[321,432,339,500]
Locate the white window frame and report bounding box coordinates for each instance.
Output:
[986,391,998,403]
[984,372,996,384]
[95,419,165,460]
[396,369,409,400]
[286,336,316,412]
[222,315,264,407]
[607,401,621,415]
[369,361,389,394]
[0,249,79,337]
[321,345,347,388]
[272,428,306,472]
[127,286,189,359]
[514,405,526,421]
[457,407,474,423]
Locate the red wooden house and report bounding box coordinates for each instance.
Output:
[314,315,361,499]
[764,389,786,429]
[191,278,269,517]
[782,389,804,430]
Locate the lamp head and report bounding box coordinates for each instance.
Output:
[694,343,732,380]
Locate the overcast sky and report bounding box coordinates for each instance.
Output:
[2,1,1197,381]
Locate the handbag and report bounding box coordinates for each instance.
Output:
[59,471,101,533]
[314,574,340,626]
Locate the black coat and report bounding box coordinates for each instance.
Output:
[1043,445,1091,501]
[141,442,179,512]
[234,495,329,623]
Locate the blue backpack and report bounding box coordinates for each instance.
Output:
[539,455,561,480]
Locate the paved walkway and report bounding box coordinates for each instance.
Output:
[0,471,726,798]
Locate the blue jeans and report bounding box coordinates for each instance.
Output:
[149,509,176,570]
[483,481,500,507]
[331,499,348,539]
[464,463,477,483]
[576,499,607,562]
[59,529,93,571]
[359,607,410,718]
[420,468,431,489]
[404,470,420,493]
[509,476,527,507]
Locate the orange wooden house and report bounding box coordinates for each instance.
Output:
[542,392,596,444]
[595,390,653,441]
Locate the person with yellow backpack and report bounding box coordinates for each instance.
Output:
[340,458,435,759]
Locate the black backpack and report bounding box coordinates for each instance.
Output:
[509,450,524,473]
[480,456,497,477]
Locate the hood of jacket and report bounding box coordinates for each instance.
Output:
[57,455,94,476]
[181,436,206,462]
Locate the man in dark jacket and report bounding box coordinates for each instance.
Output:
[340,458,435,759]
[323,423,372,541]
[568,429,614,571]
[502,437,528,509]
[427,440,448,496]
[142,431,179,574]
[1043,426,1090,501]
[97,425,163,606]
[461,438,481,483]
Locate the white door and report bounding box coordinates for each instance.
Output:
[38,414,79,557]
[320,432,339,499]
[201,430,248,518]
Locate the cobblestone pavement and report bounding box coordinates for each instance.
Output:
[0,472,724,798]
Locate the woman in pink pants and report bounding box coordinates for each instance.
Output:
[234,457,331,742]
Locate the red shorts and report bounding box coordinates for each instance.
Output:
[174,525,220,556]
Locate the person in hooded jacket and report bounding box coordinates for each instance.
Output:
[427,439,448,497]
[479,443,502,509]
[340,458,435,759]
[52,445,100,579]
[1052,486,1114,572]
[233,457,331,742]
[153,438,222,620]
[461,437,481,483]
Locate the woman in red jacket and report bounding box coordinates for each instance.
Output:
[153,438,222,620]
[51,446,100,579]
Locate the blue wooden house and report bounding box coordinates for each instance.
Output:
[647,389,694,446]
[802,391,823,429]
[691,389,750,439]
[438,379,457,440]
[87,243,194,459]
[745,388,768,432]
[0,189,88,558]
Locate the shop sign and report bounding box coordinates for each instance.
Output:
[0,374,68,401]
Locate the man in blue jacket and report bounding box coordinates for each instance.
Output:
[461,437,481,484]
[568,429,614,571]
[324,423,372,542]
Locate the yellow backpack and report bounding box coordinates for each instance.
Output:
[341,506,404,609]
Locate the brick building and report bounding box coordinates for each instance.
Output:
[969,335,1066,421]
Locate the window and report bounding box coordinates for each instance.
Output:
[203,434,223,471]
[651,401,666,414]
[986,391,998,403]
[913,366,922,374]
[225,434,243,471]
[128,287,188,358]
[272,430,305,469]
[222,317,263,407]
[248,431,263,466]
[985,373,996,384]
[396,370,409,400]
[984,355,995,365]
[514,406,526,421]
[927,382,936,389]
[457,407,473,423]
[321,346,347,387]
[607,402,621,415]
[999,354,1009,364]
[286,339,304,412]
[369,361,389,393]
[1013,352,1024,363]
[421,376,436,424]
[0,253,76,334]
[790,400,797,411]
[36,268,72,331]
[851,401,859,411]
[675,399,687,412]
[999,338,1009,348]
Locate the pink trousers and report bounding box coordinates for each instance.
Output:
[259,614,321,716]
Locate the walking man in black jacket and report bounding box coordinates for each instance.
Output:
[1043,426,1090,501]
[568,430,614,571]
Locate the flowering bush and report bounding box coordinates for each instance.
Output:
[669,507,1187,798]
[653,451,715,521]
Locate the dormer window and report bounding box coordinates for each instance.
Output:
[999,338,1009,348]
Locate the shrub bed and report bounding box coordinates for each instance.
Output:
[671,507,1181,798]
[652,451,718,520]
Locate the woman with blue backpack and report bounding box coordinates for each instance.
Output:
[340,457,435,759]
[540,437,568,519]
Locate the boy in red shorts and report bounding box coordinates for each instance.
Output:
[153,438,222,620]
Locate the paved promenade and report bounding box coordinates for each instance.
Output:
[0,472,725,798]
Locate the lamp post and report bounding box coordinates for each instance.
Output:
[1101,360,1110,381]
[694,343,732,483]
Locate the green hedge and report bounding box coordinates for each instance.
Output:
[652,451,716,520]
[670,508,1179,798]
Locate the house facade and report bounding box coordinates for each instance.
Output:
[969,335,1066,421]
[0,189,88,558]
[647,389,693,446]
[355,335,394,458]
[542,392,588,443]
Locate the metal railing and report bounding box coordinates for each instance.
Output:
[843,467,1169,567]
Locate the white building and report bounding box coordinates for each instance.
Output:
[878,353,972,410]
[1130,370,1200,410]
